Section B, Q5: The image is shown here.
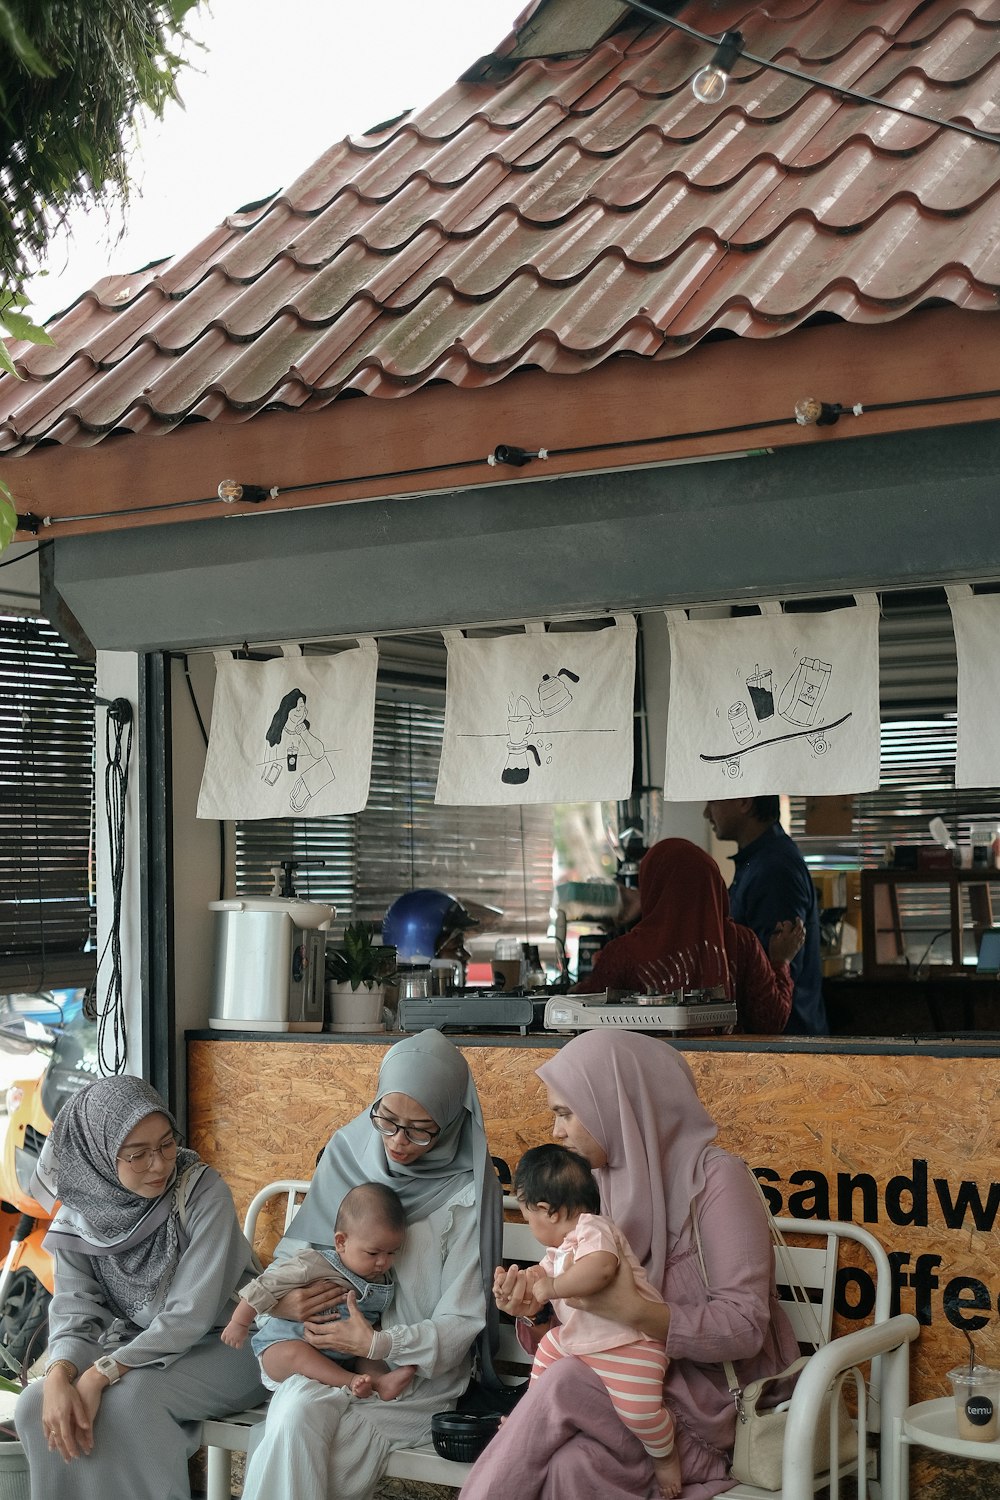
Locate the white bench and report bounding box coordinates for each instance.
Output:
[201,1182,918,1500]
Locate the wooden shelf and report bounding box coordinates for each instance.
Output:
[860,868,998,980]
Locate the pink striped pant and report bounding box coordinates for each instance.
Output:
[530,1329,675,1458]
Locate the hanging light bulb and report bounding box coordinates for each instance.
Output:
[691,30,744,104]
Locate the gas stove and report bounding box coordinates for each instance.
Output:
[543,988,737,1036]
[398,990,545,1035]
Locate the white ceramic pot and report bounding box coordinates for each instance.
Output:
[325,982,385,1033]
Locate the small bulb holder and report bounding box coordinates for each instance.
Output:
[487,445,549,467]
[217,480,278,504]
[692,30,743,105]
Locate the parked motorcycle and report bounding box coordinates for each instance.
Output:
[0,1007,98,1373]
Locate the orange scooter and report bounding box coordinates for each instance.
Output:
[0,1008,98,1374]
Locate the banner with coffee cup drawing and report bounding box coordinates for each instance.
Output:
[435,617,636,805]
[947,586,1000,788]
[663,597,880,799]
[196,639,378,820]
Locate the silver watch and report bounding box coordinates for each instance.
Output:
[93,1355,121,1385]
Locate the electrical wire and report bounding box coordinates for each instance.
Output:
[23,383,1000,531]
[179,654,226,901]
[626,1,1000,146]
[99,698,133,1075]
[0,541,49,569]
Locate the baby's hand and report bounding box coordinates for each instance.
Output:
[220,1323,247,1349]
[528,1269,556,1304]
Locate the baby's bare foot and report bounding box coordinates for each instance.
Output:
[371,1365,416,1401]
[653,1450,682,1500]
[350,1374,374,1398]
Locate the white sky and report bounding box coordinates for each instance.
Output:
[23,0,519,321]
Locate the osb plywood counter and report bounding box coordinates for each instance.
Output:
[188,1031,1000,1469]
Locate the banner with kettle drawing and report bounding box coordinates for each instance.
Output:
[196,639,378,820]
[663,597,880,800]
[435,618,637,805]
[946,585,1000,788]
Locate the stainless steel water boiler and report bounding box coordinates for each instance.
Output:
[208,897,335,1031]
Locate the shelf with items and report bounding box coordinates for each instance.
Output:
[859,868,1000,980]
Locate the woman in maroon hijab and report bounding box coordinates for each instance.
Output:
[574,838,802,1033]
[462,1031,800,1500]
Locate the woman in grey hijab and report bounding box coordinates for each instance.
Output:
[242,1028,503,1500]
[15,1075,265,1500]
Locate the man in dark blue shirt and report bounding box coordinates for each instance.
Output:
[703,796,827,1035]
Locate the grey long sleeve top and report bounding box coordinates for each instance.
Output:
[46,1168,258,1373]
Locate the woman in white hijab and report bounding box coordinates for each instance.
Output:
[242,1028,503,1500]
[16,1075,265,1500]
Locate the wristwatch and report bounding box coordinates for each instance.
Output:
[93,1355,122,1385]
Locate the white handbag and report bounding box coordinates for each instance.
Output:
[693,1169,864,1492]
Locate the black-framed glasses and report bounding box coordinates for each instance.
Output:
[369,1106,439,1147]
[117,1128,182,1170]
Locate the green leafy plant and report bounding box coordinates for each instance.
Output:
[0,1,201,288]
[326,922,393,992]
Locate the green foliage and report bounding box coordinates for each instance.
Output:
[327,922,393,992]
[0,1,201,288]
[0,286,53,376]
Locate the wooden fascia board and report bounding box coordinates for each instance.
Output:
[4,305,998,540]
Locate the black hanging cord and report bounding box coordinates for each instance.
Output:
[179,655,226,900]
[98,697,133,1074]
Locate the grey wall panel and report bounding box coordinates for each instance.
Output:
[53,420,1000,651]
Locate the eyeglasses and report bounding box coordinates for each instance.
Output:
[369,1107,439,1147]
[117,1129,181,1170]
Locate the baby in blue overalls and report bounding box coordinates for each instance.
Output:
[222,1181,415,1401]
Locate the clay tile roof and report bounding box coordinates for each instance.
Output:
[2,0,999,454]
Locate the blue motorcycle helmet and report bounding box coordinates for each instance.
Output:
[382,888,478,963]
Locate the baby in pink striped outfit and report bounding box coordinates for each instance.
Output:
[513,1144,680,1500]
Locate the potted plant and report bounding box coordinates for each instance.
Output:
[325,923,394,1032]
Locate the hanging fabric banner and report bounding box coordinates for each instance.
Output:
[196,639,378,820]
[947,585,1000,788]
[663,597,880,800]
[435,617,637,805]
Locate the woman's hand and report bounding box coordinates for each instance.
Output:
[269,1277,348,1323]
[493,1263,547,1320]
[304,1291,374,1357]
[768,917,805,967]
[43,1369,101,1462]
[564,1255,671,1343]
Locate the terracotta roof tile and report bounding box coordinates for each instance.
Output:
[2,0,999,453]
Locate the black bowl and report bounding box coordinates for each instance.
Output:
[431,1410,502,1463]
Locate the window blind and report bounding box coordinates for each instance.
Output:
[0,615,96,989]
[236,694,554,942]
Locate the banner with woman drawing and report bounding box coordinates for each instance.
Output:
[196,639,378,820]
[663,597,879,799]
[435,617,636,805]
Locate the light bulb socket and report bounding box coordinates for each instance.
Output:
[488,445,548,467]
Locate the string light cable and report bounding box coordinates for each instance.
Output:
[626,0,1000,146]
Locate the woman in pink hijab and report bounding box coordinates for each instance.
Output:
[463,1032,799,1500]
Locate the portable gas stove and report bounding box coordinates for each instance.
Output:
[542,988,737,1036]
[398,990,543,1035]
